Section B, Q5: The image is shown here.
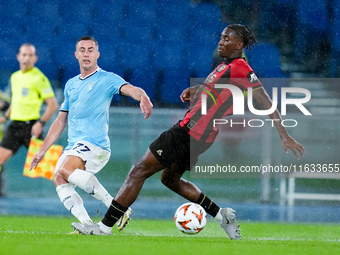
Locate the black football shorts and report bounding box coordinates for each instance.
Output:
[149,122,213,170]
[0,120,43,153]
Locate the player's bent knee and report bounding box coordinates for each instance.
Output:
[53,172,65,186]
[53,167,69,185]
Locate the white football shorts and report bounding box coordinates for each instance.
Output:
[55,140,111,174]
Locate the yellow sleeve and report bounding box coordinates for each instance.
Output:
[36,69,55,100]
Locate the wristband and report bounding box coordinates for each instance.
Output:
[38,119,46,126]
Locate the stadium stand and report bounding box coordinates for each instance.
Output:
[188,44,215,78]
[246,43,288,100]
[154,43,188,70]
[29,2,61,22]
[53,41,81,83]
[158,0,191,27]
[159,67,190,105]
[0,0,337,104]
[33,43,58,81]
[190,1,224,30]
[117,42,153,70]
[247,43,287,78]
[0,42,19,71]
[294,0,330,71]
[125,0,159,25]
[128,67,159,104]
[330,0,340,76]
[258,0,297,52]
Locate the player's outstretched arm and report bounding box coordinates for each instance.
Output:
[30,111,68,170]
[120,84,153,119]
[252,87,306,160]
[180,86,200,102]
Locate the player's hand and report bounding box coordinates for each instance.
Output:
[180,88,191,102]
[0,116,7,123]
[30,150,46,170]
[281,136,306,160]
[31,121,43,138]
[140,96,153,119]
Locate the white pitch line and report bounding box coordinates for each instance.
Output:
[243,237,340,243]
[1,230,339,242]
[0,230,63,235]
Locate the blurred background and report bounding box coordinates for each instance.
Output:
[0,0,339,222]
[1,0,340,101]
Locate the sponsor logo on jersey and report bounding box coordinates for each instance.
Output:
[217,64,227,72]
[247,72,259,84]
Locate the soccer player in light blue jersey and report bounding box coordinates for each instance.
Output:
[30,36,153,232]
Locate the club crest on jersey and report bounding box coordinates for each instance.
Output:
[88,82,97,91]
[207,64,227,83]
[247,72,259,84]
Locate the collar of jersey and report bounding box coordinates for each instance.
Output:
[79,67,100,80]
[223,57,245,65]
[20,67,36,74]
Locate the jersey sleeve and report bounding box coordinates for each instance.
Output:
[60,81,70,112]
[36,72,55,100]
[107,73,128,96]
[231,59,262,90]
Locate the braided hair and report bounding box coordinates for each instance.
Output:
[227,24,257,50]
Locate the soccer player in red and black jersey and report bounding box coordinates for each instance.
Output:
[72,24,306,238]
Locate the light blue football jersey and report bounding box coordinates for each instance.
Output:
[60,67,127,151]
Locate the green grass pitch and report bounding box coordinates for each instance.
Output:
[0,216,339,255]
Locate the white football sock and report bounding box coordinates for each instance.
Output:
[214,208,223,224]
[98,221,113,234]
[56,183,92,224]
[68,169,113,207]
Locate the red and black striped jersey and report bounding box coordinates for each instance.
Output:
[180,57,262,143]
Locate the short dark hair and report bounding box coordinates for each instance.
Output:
[18,43,37,55]
[227,24,257,50]
[76,36,99,50]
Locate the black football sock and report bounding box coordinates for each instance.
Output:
[102,199,128,227]
[195,193,220,217]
